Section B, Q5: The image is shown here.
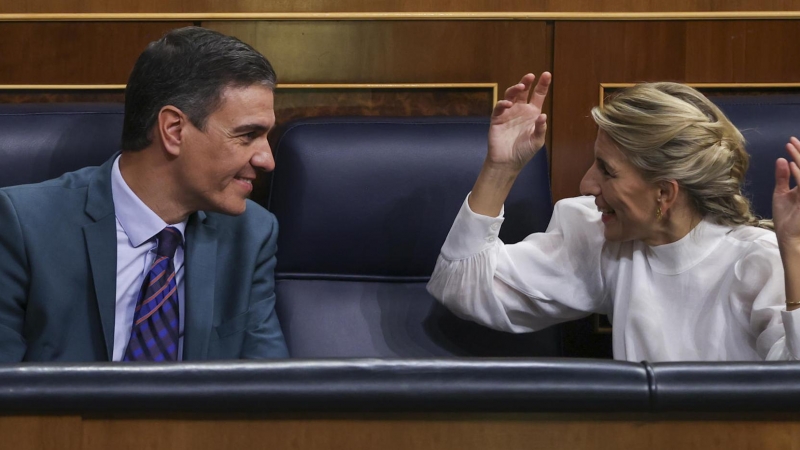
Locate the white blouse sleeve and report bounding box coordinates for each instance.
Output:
[731,235,800,360]
[427,195,609,333]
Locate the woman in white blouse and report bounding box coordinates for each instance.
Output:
[427,72,800,361]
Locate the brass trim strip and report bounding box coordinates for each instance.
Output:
[600,82,800,106]
[0,85,127,89]
[593,315,612,335]
[1,11,800,22]
[0,82,499,104]
[601,82,800,89]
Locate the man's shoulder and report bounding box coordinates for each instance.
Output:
[0,166,101,213]
[1,166,99,200]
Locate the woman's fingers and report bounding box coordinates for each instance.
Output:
[788,137,800,164]
[503,74,536,104]
[492,99,513,117]
[532,113,548,141]
[529,72,552,110]
[791,160,800,187]
[776,158,791,195]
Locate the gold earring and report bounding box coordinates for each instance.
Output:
[656,206,662,220]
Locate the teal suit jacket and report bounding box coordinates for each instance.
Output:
[0,156,288,361]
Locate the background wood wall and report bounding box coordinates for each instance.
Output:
[2,4,800,357]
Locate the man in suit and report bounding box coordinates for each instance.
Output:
[0,26,289,361]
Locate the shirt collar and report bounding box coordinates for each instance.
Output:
[110,155,187,248]
[644,218,730,275]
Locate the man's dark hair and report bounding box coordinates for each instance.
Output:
[121,27,277,151]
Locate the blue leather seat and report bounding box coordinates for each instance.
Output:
[0,103,123,188]
[712,94,800,220]
[267,116,562,357]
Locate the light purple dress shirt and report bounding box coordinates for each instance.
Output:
[110,156,187,361]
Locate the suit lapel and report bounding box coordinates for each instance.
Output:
[83,157,118,361]
[183,211,217,360]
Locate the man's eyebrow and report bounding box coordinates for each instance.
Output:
[231,123,270,133]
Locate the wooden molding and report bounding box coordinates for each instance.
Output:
[600,82,800,106]
[2,11,800,22]
[0,83,497,102]
[0,83,498,107]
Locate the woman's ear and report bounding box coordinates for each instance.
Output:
[157,105,185,157]
[658,179,680,214]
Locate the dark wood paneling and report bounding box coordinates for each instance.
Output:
[74,415,800,450]
[2,0,800,13]
[0,22,192,84]
[205,21,549,91]
[685,21,800,82]
[0,417,82,450]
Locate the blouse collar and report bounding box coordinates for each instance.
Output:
[644,218,731,275]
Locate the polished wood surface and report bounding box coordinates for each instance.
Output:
[0,22,192,85]
[0,417,82,450]
[0,415,799,450]
[205,21,549,91]
[3,0,800,14]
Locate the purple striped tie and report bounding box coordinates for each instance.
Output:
[123,227,182,362]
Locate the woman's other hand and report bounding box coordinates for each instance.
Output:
[773,136,800,311]
[774,137,800,247]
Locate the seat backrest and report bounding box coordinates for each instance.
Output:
[712,94,800,219]
[0,103,124,188]
[268,116,561,357]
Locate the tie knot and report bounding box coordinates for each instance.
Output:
[155,227,182,258]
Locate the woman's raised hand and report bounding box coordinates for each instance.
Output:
[774,137,800,247]
[486,72,552,172]
[468,73,552,217]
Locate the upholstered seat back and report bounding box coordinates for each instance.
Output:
[0,103,123,188]
[712,95,800,220]
[268,117,562,357]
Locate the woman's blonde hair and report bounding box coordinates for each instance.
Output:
[591,82,772,230]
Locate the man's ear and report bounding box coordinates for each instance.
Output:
[658,179,680,214]
[157,105,186,157]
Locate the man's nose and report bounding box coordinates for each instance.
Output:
[251,146,275,172]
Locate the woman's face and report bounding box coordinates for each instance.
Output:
[579,130,663,244]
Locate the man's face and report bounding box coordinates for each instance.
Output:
[176,84,276,216]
